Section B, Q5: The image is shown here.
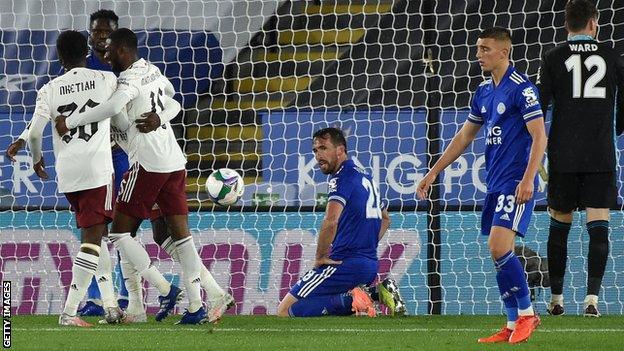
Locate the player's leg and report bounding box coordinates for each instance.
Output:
[278,266,355,317]
[112,146,131,310]
[79,279,104,316]
[61,186,114,326]
[546,170,576,315]
[477,194,513,343]
[581,171,616,317]
[280,258,377,317]
[111,164,181,321]
[495,193,539,344]
[478,192,539,343]
[60,224,105,327]
[151,212,232,320]
[584,208,608,317]
[278,292,357,317]
[156,169,210,324]
[94,237,122,323]
[161,214,208,324]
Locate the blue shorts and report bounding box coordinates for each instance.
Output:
[289,257,377,299]
[481,188,535,238]
[112,146,129,195]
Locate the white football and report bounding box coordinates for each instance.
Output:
[205,168,245,206]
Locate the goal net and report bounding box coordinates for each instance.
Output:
[1,0,623,316]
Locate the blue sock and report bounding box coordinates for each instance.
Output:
[495,251,531,310]
[496,270,518,323]
[87,277,101,300]
[289,294,353,317]
[116,252,128,299]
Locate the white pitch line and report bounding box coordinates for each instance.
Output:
[12,327,624,333]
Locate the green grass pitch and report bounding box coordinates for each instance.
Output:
[9,315,624,350]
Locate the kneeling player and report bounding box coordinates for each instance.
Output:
[277,128,405,317]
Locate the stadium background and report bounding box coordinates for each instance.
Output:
[1,0,623,317]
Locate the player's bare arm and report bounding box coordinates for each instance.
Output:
[417,121,481,200]
[314,200,343,268]
[27,114,51,180]
[378,209,391,240]
[5,127,30,162]
[5,138,25,162]
[55,90,131,136]
[516,118,547,204]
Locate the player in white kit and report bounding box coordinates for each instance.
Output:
[56,28,232,324]
[27,30,124,327]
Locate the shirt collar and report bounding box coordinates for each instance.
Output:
[334,159,353,175]
[568,34,596,42]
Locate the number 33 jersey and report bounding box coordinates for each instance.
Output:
[114,58,186,173]
[33,67,116,193]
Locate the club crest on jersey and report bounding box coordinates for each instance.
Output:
[522,87,539,108]
[496,102,506,114]
[328,178,338,193]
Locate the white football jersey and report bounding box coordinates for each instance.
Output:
[115,58,186,173]
[33,67,116,193]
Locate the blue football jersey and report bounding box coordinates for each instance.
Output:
[86,53,113,72]
[467,66,544,192]
[326,159,385,261]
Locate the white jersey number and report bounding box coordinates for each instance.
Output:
[362,177,382,219]
[495,194,515,213]
[565,54,606,99]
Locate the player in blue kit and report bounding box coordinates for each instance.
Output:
[417,28,546,344]
[277,128,405,317]
[78,9,131,317]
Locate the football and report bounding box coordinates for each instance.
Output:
[205,168,245,206]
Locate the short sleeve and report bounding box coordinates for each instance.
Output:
[116,71,141,100]
[32,84,52,121]
[327,176,354,207]
[467,89,484,125]
[515,82,544,123]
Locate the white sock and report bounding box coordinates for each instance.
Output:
[200,266,226,304]
[63,249,99,316]
[551,294,563,304]
[110,232,171,296]
[518,306,535,316]
[161,237,225,302]
[175,236,203,313]
[119,253,144,315]
[506,321,516,330]
[95,239,116,309]
[585,294,598,306]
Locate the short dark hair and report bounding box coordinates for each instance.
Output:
[478,27,512,42]
[56,30,88,66]
[108,28,137,51]
[313,127,347,150]
[565,0,598,32]
[89,9,119,27]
